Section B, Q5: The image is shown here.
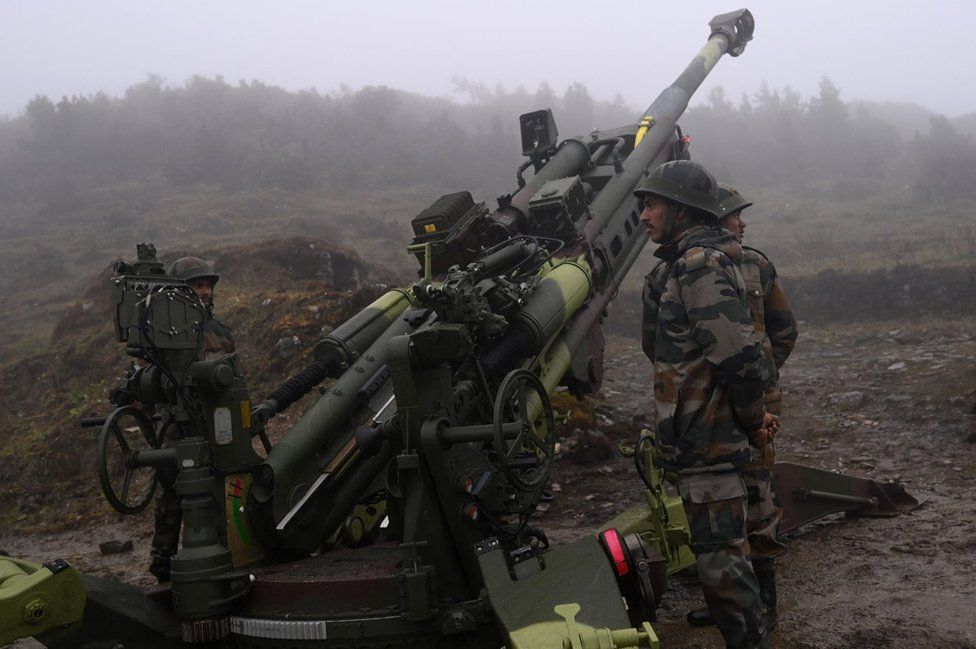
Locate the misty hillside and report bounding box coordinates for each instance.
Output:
[1,74,975,367]
[2,75,974,210]
[850,100,936,140]
[849,100,976,141]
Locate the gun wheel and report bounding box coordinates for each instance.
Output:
[492,369,555,493]
[97,406,159,515]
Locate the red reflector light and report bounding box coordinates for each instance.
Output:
[600,529,630,576]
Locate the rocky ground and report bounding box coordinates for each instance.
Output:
[2,317,975,648]
[540,317,976,649]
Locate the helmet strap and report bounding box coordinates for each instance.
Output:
[660,203,682,242]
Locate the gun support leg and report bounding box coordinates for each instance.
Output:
[169,439,251,641]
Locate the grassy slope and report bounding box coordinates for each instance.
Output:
[1,179,974,530]
[0,182,445,365]
[617,183,976,319]
[0,234,395,531]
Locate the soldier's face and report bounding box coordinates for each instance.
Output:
[191,279,214,306]
[640,195,671,243]
[721,210,746,242]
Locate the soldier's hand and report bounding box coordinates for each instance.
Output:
[748,426,771,448]
[762,412,780,438]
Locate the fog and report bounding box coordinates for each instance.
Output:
[1,0,973,119]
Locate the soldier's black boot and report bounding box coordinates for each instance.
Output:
[754,558,778,631]
[733,630,770,649]
[148,553,172,583]
[686,607,714,626]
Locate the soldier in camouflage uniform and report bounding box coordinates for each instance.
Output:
[698,184,798,629]
[149,256,236,583]
[637,161,776,649]
[676,185,798,629]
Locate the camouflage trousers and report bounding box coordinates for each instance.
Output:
[149,421,184,580]
[149,490,182,576]
[678,472,765,648]
[744,441,787,560]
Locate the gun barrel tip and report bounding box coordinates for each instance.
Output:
[709,8,755,56]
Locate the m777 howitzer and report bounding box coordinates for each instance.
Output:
[0,8,916,649]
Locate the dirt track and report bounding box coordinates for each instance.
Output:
[2,318,975,648]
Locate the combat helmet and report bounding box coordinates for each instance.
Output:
[633,160,720,219]
[168,256,219,285]
[718,183,753,217]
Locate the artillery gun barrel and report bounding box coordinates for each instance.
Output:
[522,0,755,408]
[585,9,753,241]
[486,11,753,377]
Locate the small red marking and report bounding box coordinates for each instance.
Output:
[228,479,244,499]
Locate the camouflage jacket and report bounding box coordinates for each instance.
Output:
[739,246,797,413]
[644,245,798,414]
[642,225,767,473]
[202,314,236,360]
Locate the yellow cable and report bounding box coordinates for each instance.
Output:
[634,115,654,148]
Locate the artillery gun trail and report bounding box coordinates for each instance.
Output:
[0,9,917,649]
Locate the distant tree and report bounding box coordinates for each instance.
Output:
[534,82,557,109]
[707,86,734,114]
[25,95,57,139]
[451,77,493,105]
[562,82,595,136]
[0,73,960,219]
[808,76,847,127]
[738,93,753,117]
[753,81,781,115]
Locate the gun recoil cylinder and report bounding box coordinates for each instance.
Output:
[483,260,591,374]
[314,288,413,371]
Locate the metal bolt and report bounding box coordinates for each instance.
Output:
[22,598,48,624]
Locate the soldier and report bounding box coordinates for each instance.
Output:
[148,256,235,582]
[637,160,776,649]
[683,184,799,630]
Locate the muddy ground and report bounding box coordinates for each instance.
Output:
[2,317,975,648]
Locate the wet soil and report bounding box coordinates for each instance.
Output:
[539,318,976,649]
[2,318,975,648]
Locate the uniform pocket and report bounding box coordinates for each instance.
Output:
[680,472,746,503]
[679,473,748,552]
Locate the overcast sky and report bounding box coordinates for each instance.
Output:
[1,0,973,119]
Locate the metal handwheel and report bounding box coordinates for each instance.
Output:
[97,406,159,514]
[492,369,556,492]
